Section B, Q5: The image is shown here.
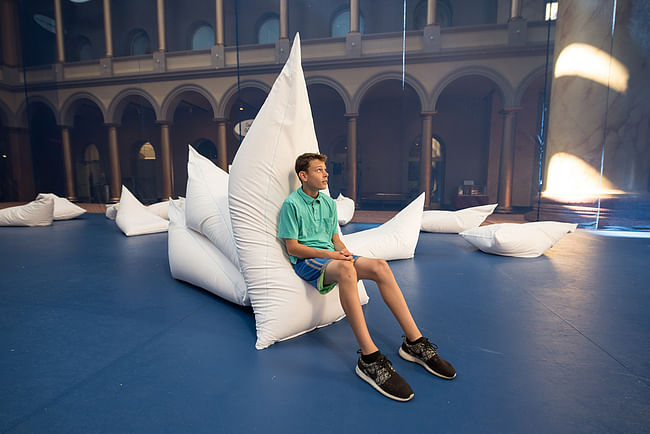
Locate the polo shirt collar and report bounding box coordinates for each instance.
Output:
[297,187,321,204]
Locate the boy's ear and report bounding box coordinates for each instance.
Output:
[298,170,307,182]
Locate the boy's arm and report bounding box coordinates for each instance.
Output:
[331,233,353,257]
[285,238,353,261]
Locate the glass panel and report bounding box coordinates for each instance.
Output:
[192,25,215,50]
[258,17,280,44]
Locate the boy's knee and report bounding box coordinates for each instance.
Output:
[337,260,357,282]
[372,259,392,278]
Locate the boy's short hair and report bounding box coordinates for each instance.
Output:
[295,153,327,175]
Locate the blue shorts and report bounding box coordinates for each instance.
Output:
[293,256,359,295]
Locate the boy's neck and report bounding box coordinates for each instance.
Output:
[301,185,319,198]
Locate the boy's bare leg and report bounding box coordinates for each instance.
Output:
[353,257,422,342]
[324,260,379,355]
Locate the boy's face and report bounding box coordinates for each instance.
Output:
[299,159,328,191]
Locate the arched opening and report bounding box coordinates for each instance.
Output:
[169,91,216,197]
[257,14,280,44]
[435,75,503,208]
[68,101,108,203]
[0,115,10,201]
[129,29,151,56]
[28,102,64,196]
[410,135,447,206]
[191,23,215,50]
[358,80,422,209]
[225,88,268,165]
[117,96,160,203]
[307,83,347,197]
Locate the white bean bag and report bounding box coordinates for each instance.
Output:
[335,193,355,225]
[185,146,240,268]
[115,186,169,236]
[168,199,249,306]
[36,193,86,220]
[106,199,180,221]
[343,193,425,260]
[459,221,578,258]
[0,195,54,227]
[421,203,497,233]
[228,34,369,350]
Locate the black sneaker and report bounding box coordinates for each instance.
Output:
[356,352,414,402]
[399,337,457,379]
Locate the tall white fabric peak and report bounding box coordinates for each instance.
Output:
[228,34,368,349]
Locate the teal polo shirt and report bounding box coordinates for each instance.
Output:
[278,187,339,264]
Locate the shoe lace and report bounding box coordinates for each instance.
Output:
[404,336,439,360]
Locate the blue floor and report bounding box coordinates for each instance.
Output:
[1,214,649,433]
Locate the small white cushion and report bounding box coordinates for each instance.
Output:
[459,221,578,258]
[0,196,54,227]
[343,193,425,260]
[185,145,240,269]
[168,199,249,306]
[228,34,368,350]
[335,193,355,225]
[36,193,86,220]
[115,186,169,236]
[105,203,118,220]
[421,203,498,233]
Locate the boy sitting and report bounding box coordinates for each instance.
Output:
[278,152,456,402]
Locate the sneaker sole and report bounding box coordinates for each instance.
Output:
[398,347,457,379]
[355,365,414,402]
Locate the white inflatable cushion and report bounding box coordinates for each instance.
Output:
[105,203,118,220]
[168,200,249,306]
[228,34,368,350]
[185,146,240,269]
[36,193,86,220]
[115,186,169,236]
[421,203,498,234]
[335,193,355,226]
[343,193,425,260]
[105,199,179,221]
[460,221,578,258]
[0,196,54,227]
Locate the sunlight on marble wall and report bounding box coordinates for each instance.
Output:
[544,152,623,202]
[554,43,629,93]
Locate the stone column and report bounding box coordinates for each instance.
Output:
[544,0,650,199]
[60,126,77,201]
[216,119,228,171]
[103,0,113,57]
[7,127,35,200]
[106,124,121,202]
[349,0,359,32]
[427,0,437,25]
[54,0,65,63]
[345,113,358,202]
[215,0,224,45]
[496,108,520,213]
[159,122,173,200]
[419,112,434,209]
[280,0,288,39]
[510,0,522,18]
[1,0,21,66]
[156,0,166,52]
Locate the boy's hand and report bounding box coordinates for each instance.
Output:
[331,249,354,261]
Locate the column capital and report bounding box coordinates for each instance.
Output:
[420,111,438,117]
[156,120,172,126]
[212,117,228,124]
[103,122,120,128]
[344,113,359,119]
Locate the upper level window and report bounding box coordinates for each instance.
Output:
[545,2,558,21]
[257,15,280,44]
[331,9,365,37]
[77,37,93,61]
[191,24,215,50]
[130,30,151,56]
